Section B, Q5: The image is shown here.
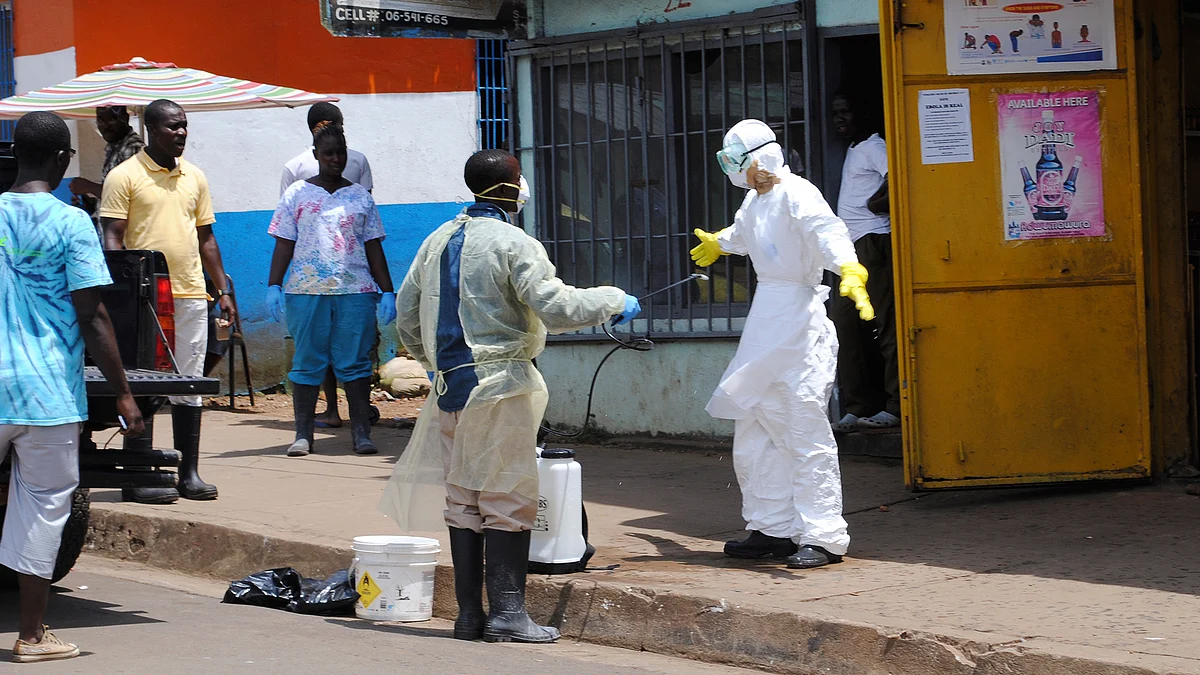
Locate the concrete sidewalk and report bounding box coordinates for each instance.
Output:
[82,406,1200,674]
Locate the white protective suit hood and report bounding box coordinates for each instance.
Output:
[723,119,787,189]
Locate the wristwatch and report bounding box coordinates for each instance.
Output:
[213,288,231,299]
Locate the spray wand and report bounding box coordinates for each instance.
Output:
[539,273,709,438]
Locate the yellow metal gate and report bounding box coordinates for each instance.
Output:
[879,0,1151,488]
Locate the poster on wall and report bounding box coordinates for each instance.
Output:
[998,90,1104,242]
[321,0,526,38]
[944,1,1117,76]
[918,89,975,165]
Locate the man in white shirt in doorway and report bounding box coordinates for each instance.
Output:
[829,89,899,431]
[280,102,375,429]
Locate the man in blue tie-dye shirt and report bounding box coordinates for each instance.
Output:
[0,111,144,663]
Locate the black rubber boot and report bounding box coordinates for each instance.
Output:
[785,545,844,570]
[723,531,798,559]
[121,415,180,505]
[173,405,217,500]
[482,529,560,644]
[344,378,378,455]
[449,527,486,640]
[288,383,321,457]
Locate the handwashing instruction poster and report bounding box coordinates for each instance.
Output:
[998,90,1105,241]
[945,1,1117,76]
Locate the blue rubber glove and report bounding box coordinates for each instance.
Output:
[378,291,397,325]
[612,294,641,326]
[266,285,284,322]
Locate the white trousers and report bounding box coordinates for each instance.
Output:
[731,380,851,556]
[169,298,209,407]
[0,423,81,579]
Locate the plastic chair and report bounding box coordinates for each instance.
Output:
[222,274,255,408]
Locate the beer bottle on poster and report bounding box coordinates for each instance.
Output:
[1019,165,1039,211]
[1034,110,1066,221]
[1062,155,1082,214]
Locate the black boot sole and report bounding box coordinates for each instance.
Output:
[724,546,798,560]
[453,625,484,641]
[121,488,180,505]
[786,556,844,570]
[179,486,218,501]
[482,630,560,644]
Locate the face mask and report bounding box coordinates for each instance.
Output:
[728,168,751,190]
[475,181,524,211]
[517,175,530,214]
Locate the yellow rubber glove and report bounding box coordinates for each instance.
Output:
[690,228,729,267]
[839,262,875,322]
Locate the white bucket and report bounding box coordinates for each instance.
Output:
[351,535,440,622]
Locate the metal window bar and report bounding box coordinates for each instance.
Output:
[522,19,808,340]
[476,39,509,150]
[0,7,14,143]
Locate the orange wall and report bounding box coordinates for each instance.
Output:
[69,0,475,94]
[14,0,73,56]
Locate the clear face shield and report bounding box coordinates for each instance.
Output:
[715,139,775,176]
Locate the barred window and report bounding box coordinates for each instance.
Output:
[477,39,509,150]
[524,20,810,337]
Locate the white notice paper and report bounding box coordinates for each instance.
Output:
[919,89,974,165]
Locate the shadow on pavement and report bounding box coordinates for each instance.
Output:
[560,443,1200,596]
[0,588,165,634]
[323,617,454,640]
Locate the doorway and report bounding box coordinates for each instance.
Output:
[1186,4,1200,464]
[819,29,884,203]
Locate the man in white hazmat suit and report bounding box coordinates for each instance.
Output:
[381,149,640,643]
[691,119,875,570]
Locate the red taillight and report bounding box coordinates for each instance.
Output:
[155,276,175,372]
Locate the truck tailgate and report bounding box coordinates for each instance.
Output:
[85,367,220,397]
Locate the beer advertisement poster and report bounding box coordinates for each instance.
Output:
[945,1,1117,76]
[998,90,1105,241]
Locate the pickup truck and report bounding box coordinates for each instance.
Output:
[0,248,220,587]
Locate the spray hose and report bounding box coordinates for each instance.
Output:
[538,273,708,438]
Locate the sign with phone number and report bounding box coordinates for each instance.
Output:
[321,0,525,39]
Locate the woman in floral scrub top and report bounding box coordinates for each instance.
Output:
[266,122,396,458]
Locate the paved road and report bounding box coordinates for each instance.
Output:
[0,557,758,674]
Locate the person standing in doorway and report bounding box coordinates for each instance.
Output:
[266,122,394,458]
[2,111,145,662]
[829,90,899,431]
[67,106,145,237]
[101,99,236,504]
[280,102,376,430]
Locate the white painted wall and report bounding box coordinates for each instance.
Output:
[14,47,80,175]
[183,90,479,213]
[14,46,75,94]
[539,340,737,438]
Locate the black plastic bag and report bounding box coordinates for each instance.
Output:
[291,569,359,616]
[223,567,358,616]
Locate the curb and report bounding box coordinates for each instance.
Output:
[84,506,1181,675]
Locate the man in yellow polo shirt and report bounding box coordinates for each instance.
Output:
[100,99,238,505]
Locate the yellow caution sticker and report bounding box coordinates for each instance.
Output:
[357,571,382,608]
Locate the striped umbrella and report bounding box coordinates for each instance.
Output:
[0,57,338,119]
